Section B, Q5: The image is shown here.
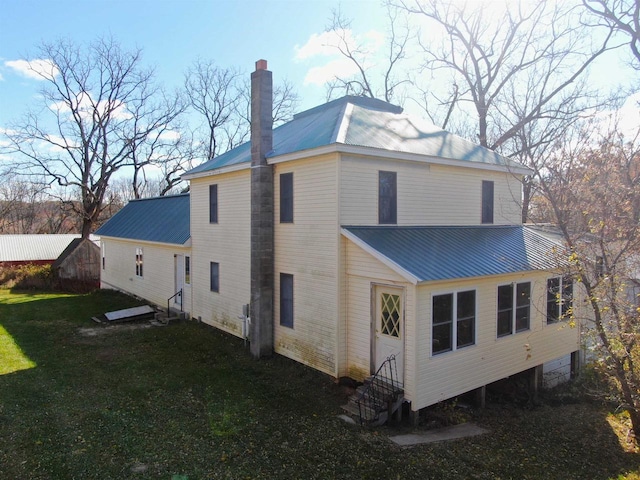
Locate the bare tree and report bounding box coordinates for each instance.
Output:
[583,0,640,67]
[398,0,616,148]
[533,119,640,439]
[323,5,412,103]
[126,95,188,198]
[185,59,299,162]
[184,60,243,161]
[3,38,180,237]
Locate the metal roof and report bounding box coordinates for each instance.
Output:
[184,95,526,177]
[342,225,564,284]
[95,194,190,245]
[0,234,99,262]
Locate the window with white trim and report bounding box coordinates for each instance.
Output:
[185,256,190,285]
[497,282,531,337]
[547,276,573,323]
[432,290,476,355]
[135,247,143,277]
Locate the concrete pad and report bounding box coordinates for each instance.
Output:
[389,423,489,446]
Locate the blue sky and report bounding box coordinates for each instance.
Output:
[0,0,389,127]
[1,0,638,137]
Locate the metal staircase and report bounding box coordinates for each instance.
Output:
[342,354,404,426]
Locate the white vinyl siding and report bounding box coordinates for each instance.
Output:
[274,154,340,376]
[189,171,250,336]
[340,155,523,226]
[100,237,191,314]
[413,272,580,411]
[343,237,416,400]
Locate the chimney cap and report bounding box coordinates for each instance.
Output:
[255,59,268,71]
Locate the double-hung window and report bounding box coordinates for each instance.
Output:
[432,290,476,355]
[135,247,143,277]
[547,277,573,323]
[497,282,531,337]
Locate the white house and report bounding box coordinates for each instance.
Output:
[97,61,580,417]
[96,194,191,313]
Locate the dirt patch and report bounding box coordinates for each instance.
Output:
[78,324,152,337]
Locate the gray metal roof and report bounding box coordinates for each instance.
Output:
[185,96,524,176]
[95,194,190,245]
[0,234,99,262]
[342,225,564,283]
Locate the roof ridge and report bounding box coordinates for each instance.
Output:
[129,193,190,202]
[332,101,353,144]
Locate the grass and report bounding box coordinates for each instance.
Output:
[0,289,639,479]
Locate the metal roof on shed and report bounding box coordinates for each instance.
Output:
[185,95,525,176]
[342,225,564,284]
[95,194,190,245]
[0,234,98,263]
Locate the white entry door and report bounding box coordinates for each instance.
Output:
[174,254,184,307]
[373,286,404,385]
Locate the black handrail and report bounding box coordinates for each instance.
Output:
[167,288,183,315]
[355,354,401,425]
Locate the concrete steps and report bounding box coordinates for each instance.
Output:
[341,375,404,426]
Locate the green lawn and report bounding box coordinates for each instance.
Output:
[1,289,639,479]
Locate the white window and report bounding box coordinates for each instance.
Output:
[497,282,531,337]
[135,247,143,277]
[547,277,573,323]
[432,290,476,355]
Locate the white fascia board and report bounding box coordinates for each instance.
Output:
[340,228,420,285]
[100,235,192,249]
[182,162,250,180]
[269,144,532,176]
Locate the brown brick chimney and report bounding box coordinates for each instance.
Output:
[249,59,274,358]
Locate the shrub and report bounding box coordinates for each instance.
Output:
[0,264,55,290]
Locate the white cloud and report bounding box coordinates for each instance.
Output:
[296,28,386,87]
[294,29,354,60]
[51,92,132,121]
[5,59,59,80]
[303,57,360,86]
[158,130,181,141]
